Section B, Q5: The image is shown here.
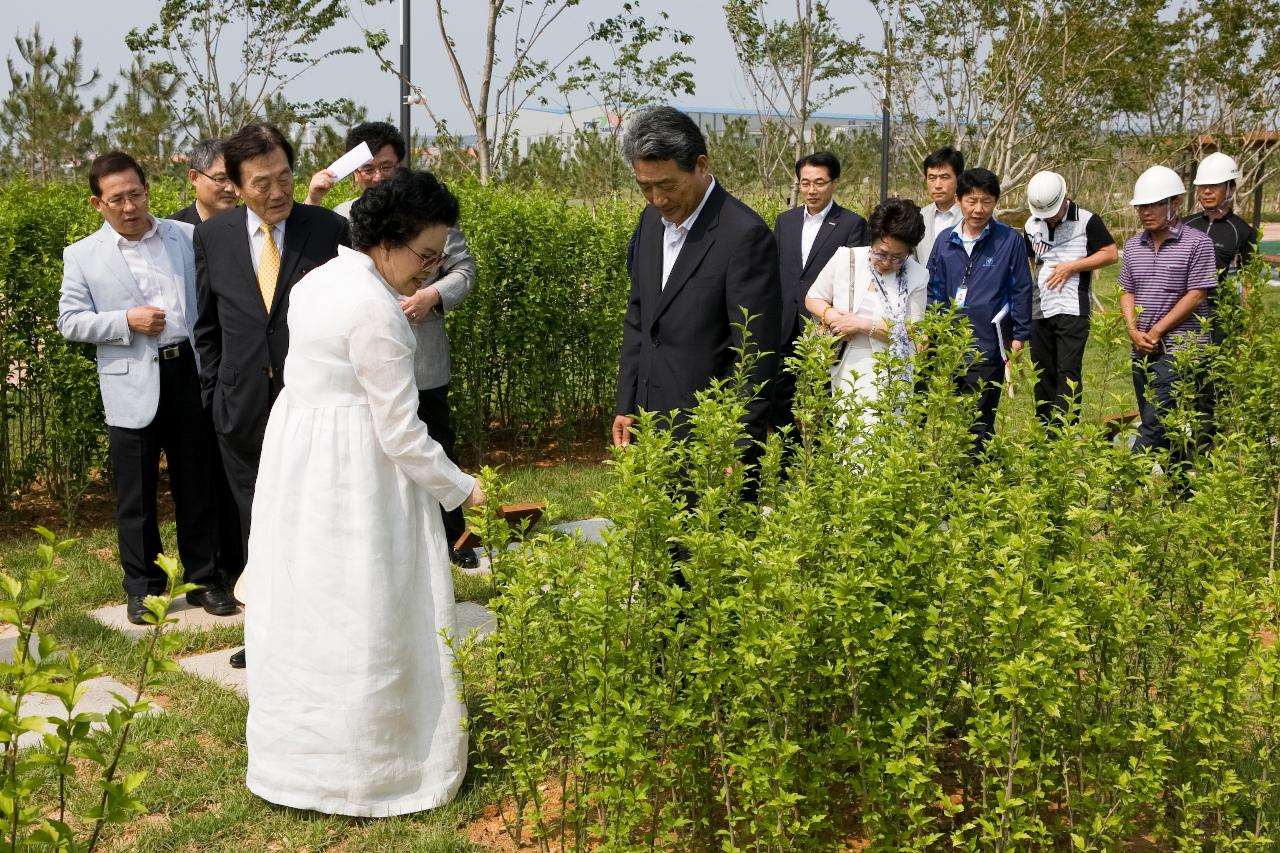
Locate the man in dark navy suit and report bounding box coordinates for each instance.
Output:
[613,107,781,454]
[771,152,867,428]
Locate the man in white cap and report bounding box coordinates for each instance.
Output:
[1023,170,1118,429]
[1118,165,1218,479]
[1183,151,1257,278]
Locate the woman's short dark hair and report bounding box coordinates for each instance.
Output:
[796,151,841,181]
[349,169,459,251]
[89,151,147,197]
[957,167,1001,201]
[223,123,295,186]
[868,197,926,248]
[922,146,965,177]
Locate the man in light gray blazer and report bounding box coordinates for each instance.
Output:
[912,146,965,268]
[311,122,480,566]
[59,152,236,625]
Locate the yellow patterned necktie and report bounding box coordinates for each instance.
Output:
[257,222,280,312]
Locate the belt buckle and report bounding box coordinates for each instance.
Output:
[161,345,182,360]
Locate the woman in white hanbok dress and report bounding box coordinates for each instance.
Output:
[242,169,484,817]
[805,197,930,424]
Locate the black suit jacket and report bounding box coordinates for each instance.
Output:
[773,202,868,341]
[616,182,781,442]
[193,204,350,451]
[168,203,202,226]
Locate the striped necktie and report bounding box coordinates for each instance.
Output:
[257,222,280,312]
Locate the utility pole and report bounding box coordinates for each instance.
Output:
[879,17,892,204]
[399,0,411,165]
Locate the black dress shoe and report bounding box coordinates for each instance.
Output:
[126,595,150,626]
[449,547,479,569]
[229,648,246,669]
[186,587,239,616]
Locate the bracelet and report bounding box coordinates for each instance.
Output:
[821,306,835,326]
[869,319,877,337]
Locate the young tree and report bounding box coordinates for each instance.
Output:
[126,0,362,139]
[0,28,114,180]
[557,1,696,192]
[367,0,591,183]
[724,0,865,198]
[887,0,1150,203]
[105,59,182,177]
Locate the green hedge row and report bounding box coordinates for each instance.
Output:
[0,178,641,521]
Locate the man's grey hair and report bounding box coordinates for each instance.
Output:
[620,106,707,172]
[190,138,225,174]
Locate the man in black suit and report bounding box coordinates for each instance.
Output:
[168,138,244,588]
[170,139,238,226]
[193,123,350,668]
[771,151,868,428]
[612,106,781,459]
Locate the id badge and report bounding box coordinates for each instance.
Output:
[955,285,968,308]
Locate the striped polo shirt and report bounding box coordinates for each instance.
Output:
[1117,222,1217,351]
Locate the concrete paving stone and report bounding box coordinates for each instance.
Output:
[88,598,244,640]
[552,517,613,544]
[177,648,246,696]
[15,674,157,749]
[455,602,496,640]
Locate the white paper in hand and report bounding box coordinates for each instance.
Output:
[326,141,374,182]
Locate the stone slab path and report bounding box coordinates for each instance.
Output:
[15,674,152,750]
[88,598,244,641]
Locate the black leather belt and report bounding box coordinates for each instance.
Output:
[159,341,190,360]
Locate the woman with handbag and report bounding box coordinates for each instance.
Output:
[805,197,929,423]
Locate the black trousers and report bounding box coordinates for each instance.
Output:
[108,342,222,596]
[1131,351,1215,471]
[956,356,1005,454]
[209,435,244,583]
[769,320,803,431]
[417,383,465,547]
[217,435,263,567]
[1030,314,1090,428]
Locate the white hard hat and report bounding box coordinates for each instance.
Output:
[1026,171,1067,219]
[1193,151,1241,185]
[1130,165,1185,206]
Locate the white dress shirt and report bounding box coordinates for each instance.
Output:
[661,178,717,289]
[933,203,959,237]
[113,216,187,346]
[800,200,834,267]
[246,207,287,271]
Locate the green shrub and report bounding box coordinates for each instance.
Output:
[464,271,1280,850]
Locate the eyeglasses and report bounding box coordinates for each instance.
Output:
[798,179,833,189]
[406,245,448,271]
[356,162,399,178]
[195,169,232,187]
[870,249,909,265]
[100,189,149,210]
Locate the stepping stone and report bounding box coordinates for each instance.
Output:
[0,625,41,665]
[177,648,246,696]
[15,675,157,749]
[88,598,244,640]
[552,517,613,544]
[455,602,495,640]
[468,517,614,575]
